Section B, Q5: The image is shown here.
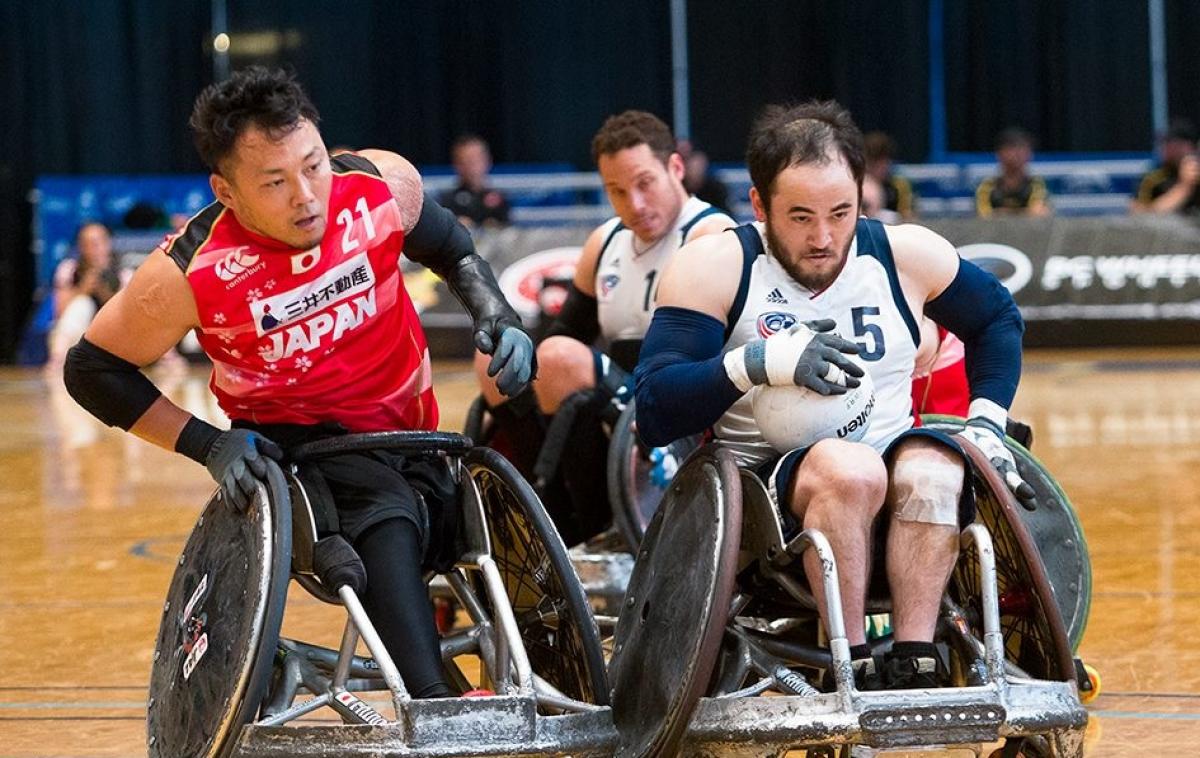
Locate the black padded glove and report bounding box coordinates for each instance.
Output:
[204,429,283,512]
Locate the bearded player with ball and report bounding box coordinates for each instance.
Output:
[634,101,1031,691]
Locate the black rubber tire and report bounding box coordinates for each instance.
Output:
[147,461,292,758]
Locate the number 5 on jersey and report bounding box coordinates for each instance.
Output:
[852,306,885,361]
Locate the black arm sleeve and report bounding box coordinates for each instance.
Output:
[63,337,162,430]
[634,306,744,447]
[403,192,475,277]
[542,283,600,345]
[404,193,522,336]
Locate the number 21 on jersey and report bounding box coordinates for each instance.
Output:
[337,197,377,253]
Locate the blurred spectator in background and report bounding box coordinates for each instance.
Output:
[677,138,732,214]
[864,131,915,219]
[861,174,901,224]
[47,222,125,369]
[975,127,1051,217]
[440,134,511,227]
[1132,118,1200,215]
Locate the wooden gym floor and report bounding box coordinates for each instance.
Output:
[1,348,1198,756]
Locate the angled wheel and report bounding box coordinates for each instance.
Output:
[606,398,703,548]
[1005,441,1091,649]
[462,393,487,443]
[609,445,743,758]
[922,415,1090,649]
[466,447,610,705]
[147,462,292,758]
[950,439,1076,682]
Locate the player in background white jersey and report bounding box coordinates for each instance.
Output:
[475,111,732,546]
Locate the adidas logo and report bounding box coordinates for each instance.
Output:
[766,288,788,304]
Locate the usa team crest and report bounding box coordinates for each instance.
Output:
[757,311,797,338]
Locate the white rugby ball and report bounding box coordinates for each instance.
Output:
[750,366,875,453]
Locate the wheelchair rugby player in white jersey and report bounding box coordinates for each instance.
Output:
[634,100,1034,692]
[473,111,732,547]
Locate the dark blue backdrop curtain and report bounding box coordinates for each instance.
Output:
[0,0,1194,359]
[944,0,1154,153]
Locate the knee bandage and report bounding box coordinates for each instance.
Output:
[891,458,963,526]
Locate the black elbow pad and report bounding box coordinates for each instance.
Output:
[63,337,162,430]
[542,284,600,345]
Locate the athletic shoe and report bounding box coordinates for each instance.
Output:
[881,654,944,689]
[822,657,884,692]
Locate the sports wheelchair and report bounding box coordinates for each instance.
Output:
[603,406,1091,656]
[607,440,1090,757]
[462,388,699,614]
[146,431,615,758]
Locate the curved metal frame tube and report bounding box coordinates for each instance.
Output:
[961,523,1006,686]
[339,585,410,719]
[773,528,851,703]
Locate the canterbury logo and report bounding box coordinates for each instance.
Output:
[214,248,260,282]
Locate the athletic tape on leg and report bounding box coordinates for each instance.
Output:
[891,458,963,526]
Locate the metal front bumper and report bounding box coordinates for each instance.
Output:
[231,695,617,757]
[681,679,1088,757]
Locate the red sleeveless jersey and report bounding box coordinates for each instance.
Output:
[162,153,438,432]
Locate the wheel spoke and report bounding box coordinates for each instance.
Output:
[472,468,595,703]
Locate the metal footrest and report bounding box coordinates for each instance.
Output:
[858,691,1006,748]
[231,696,617,757]
[681,680,1087,756]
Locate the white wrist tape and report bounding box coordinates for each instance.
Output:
[968,398,1008,430]
[723,347,753,393]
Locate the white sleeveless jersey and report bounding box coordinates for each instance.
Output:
[595,196,734,345]
[715,220,921,467]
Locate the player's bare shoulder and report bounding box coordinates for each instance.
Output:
[354,149,424,233]
[685,212,737,242]
[656,228,742,321]
[884,222,959,300]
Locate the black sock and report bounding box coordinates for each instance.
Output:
[849,643,873,661]
[889,640,938,660]
[354,519,454,699]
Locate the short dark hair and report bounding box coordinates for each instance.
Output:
[591,110,676,165]
[189,66,320,172]
[995,127,1033,151]
[746,100,865,208]
[451,133,489,153]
